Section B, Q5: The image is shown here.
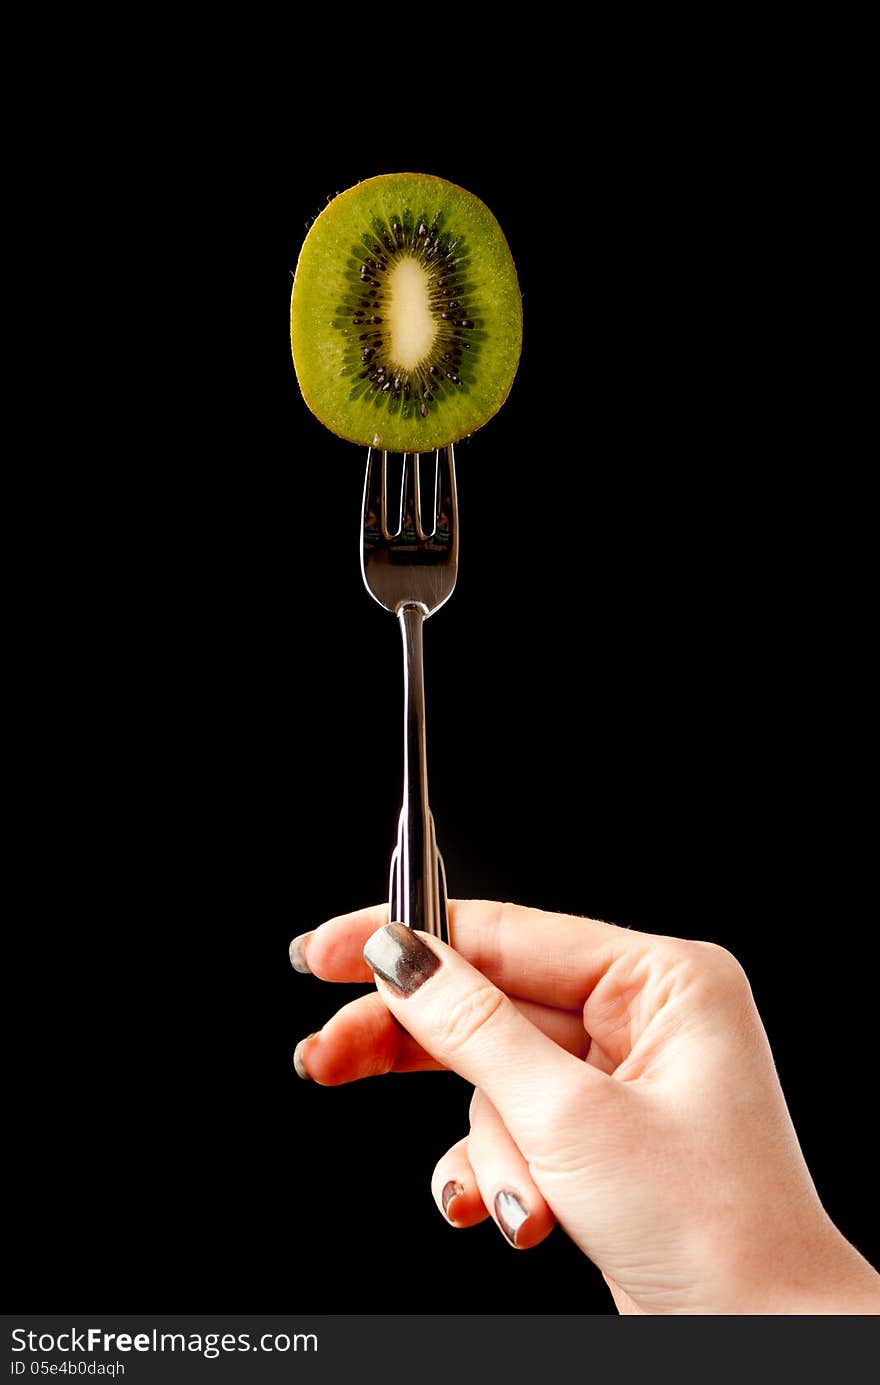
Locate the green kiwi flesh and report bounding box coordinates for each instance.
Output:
[290,173,522,451]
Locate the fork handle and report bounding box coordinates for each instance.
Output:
[393,602,448,942]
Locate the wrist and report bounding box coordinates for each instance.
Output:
[722,1216,880,1315]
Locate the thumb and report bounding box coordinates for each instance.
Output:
[363,922,609,1158]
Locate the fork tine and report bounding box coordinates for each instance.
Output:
[363,447,386,543]
[424,448,440,534]
[381,451,398,540]
[435,445,458,543]
[413,455,430,542]
[398,453,411,538]
[399,453,431,541]
[427,449,441,539]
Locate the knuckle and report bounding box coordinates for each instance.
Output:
[436,982,508,1057]
[688,939,751,1000]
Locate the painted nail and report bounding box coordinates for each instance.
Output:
[495,1190,529,1247]
[293,1032,318,1080]
[363,922,441,996]
[442,1180,465,1221]
[289,933,313,974]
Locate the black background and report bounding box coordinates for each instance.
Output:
[10,101,875,1314]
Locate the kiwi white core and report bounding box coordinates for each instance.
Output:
[386,256,436,369]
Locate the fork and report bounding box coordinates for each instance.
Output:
[360,445,459,942]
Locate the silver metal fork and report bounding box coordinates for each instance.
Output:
[360,446,458,942]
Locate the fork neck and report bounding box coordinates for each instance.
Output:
[399,600,429,816]
[398,601,433,928]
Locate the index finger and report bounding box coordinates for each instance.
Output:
[292,898,640,1008]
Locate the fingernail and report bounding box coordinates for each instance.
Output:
[442,1180,464,1221]
[363,922,441,996]
[289,933,313,974]
[495,1190,529,1247]
[293,1032,318,1080]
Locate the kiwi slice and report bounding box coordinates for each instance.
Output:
[290,173,522,451]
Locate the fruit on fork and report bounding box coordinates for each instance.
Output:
[290,172,522,452]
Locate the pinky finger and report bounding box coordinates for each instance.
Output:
[431,1136,490,1229]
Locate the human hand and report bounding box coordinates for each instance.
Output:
[290,901,879,1314]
